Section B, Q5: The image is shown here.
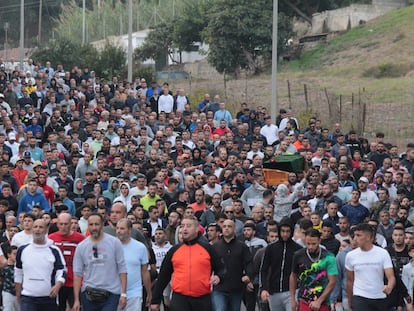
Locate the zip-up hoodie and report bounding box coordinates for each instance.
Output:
[103,177,120,202]
[260,217,302,293]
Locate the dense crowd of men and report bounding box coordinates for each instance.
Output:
[0,58,413,311]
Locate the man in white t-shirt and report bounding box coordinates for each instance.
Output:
[11,213,35,247]
[345,223,395,311]
[152,227,172,309]
[260,116,279,146]
[202,174,222,197]
[357,177,379,211]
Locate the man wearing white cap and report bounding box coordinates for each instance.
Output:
[357,176,379,211]
[4,132,19,156]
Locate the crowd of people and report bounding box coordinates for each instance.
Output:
[0,58,413,311]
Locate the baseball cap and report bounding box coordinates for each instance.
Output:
[23,151,31,158]
[33,161,42,168]
[359,177,369,183]
[8,133,16,141]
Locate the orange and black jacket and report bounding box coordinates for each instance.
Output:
[151,233,225,304]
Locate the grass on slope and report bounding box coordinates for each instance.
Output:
[284,4,414,74]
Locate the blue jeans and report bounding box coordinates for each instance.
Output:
[21,295,57,311]
[211,290,242,311]
[80,291,120,311]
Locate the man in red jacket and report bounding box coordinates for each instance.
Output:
[151,217,225,311]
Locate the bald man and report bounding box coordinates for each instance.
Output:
[49,213,85,311]
[16,219,66,311]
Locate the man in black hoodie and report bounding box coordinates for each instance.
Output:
[260,217,302,311]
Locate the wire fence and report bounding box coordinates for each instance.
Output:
[282,79,414,148]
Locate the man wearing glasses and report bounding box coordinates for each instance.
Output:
[73,213,127,311]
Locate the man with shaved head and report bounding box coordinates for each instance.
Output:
[15,219,67,311]
[49,213,85,311]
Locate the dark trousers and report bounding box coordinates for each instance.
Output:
[58,286,74,311]
[243,286,258,311]
[80,291,120,311]
[170,292,212,311]
[21,295,58,311]
[352,295,388,311]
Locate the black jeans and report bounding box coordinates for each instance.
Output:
[352,295,388,311]
[58,286,75,311]
[170,292,212,311]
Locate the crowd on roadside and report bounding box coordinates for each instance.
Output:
[0,58,413,311]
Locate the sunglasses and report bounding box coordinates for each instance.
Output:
[92,245,98,258]
[224,211,234,214]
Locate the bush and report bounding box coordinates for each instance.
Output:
[361,63,414,78]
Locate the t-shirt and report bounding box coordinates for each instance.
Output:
[73,233,127,294]
[152,242,172,272]
[48,231,85,287]
[359,190,379,210]
[123,239,148,298]
[2,265,16,295]
[345,245,393,299]
[292,248,338,304]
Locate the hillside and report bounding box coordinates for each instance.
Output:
[174,5,414,149]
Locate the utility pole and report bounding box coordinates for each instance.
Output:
[120,12,123,36]
[82,0,86,46]
[127,0,133,82]
[271,0,278,123]
[38,0,42,44]
[19,0,24,71]
[4,22,9,61]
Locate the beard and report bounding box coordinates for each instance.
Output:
[33,233,46,244]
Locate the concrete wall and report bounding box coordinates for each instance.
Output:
[312,0,407,34]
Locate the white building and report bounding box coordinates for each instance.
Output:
[90,29,208,66]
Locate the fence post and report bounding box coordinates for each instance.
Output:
[287,80,292,109]
[304,84,309,112]
[351,92,354,130]
[324,88,331,120]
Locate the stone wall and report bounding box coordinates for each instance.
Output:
[312,0,407,34]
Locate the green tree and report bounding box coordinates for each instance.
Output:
[134,22,175,66]
[30,38,98,70]
[202,0,293,75]
[94,41,127,80]
[173,0,211,52]
[31,39,126,81]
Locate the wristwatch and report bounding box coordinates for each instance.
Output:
[121,293,127,298]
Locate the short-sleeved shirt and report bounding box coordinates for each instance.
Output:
[123,239,148,298]
[345,245,393,299]
[292,248,338,304]
[73,233,127,294]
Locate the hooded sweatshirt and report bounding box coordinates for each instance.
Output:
[260,217,302,294]
[18,191,50,215]
[113,182,132,212]
[274,179,306,223]
[70,178,85,209]
[103,177,120,202]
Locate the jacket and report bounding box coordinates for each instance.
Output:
[103,177,120,202]
[260,217,302,293]
[213,237,253,293]
[151,232,225,304]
